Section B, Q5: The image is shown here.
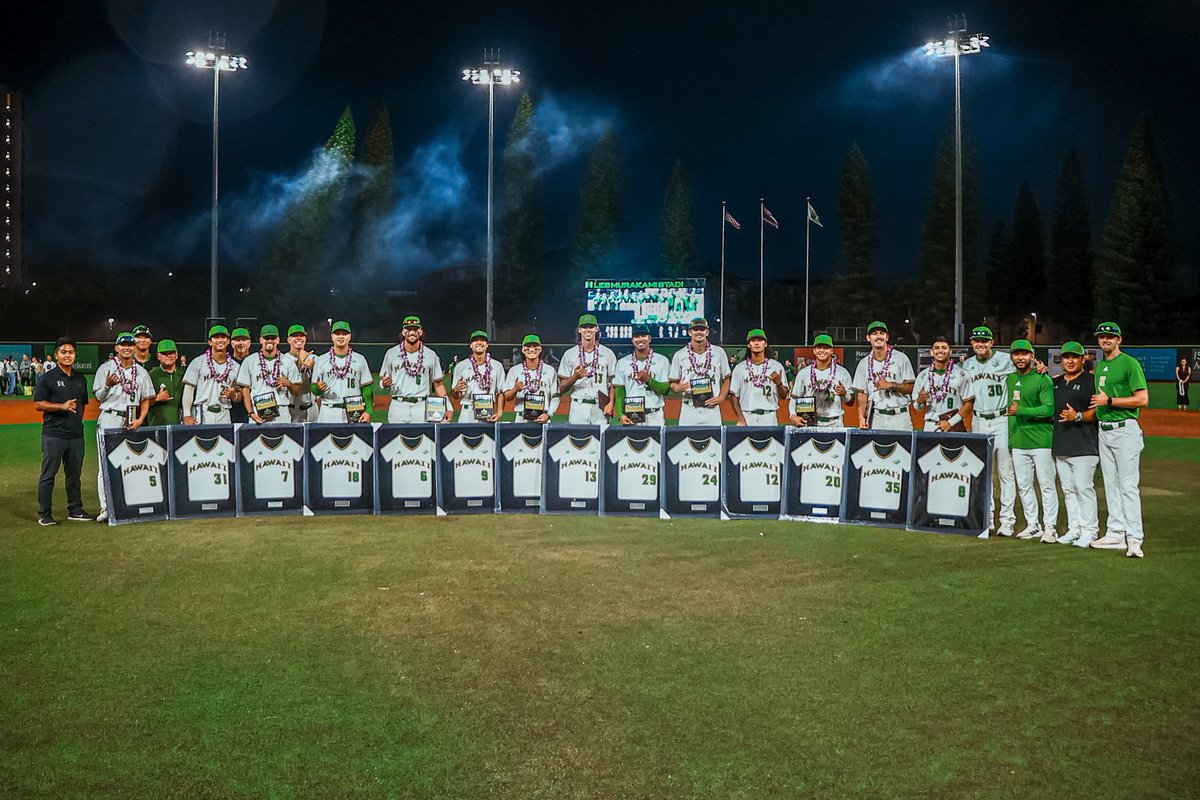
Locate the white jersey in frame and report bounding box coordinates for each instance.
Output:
[501,434,544,498]
[379,434,435,499]
[174,435,235,502]
[791,438,846,507]
[241,434,304,500]
[850,440,912,511]
[442,433,496,498]
[107,439,168,505]
[667,437,722,503]
[311,433,373,499]
[547,435,601,499]
[917,443,986,518]
[727,437,786,503]
[605,436,662,501]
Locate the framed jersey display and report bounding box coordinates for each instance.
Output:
[908,432,992,536]
[497,423,545,513]
[600,426,662,516]
[305,424,375,514]
[722,426,787,518]
[662,427,723,518]
[375,424,438,514]
[167,424,237,519]
[783,428,849,520]
[541,424,602,514]
[842,431,913,527]
[235,424,306,516]
[101,426,170,525]
[437,424,496,514]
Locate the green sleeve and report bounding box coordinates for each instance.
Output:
[647,377,671,396]
[1128,357,1148,392]
[1017,376,1055,419]
[613,385,626,417]
[362,382,373,408]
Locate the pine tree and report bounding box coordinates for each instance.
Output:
[496,93,544,331]
[570,128,625,280]
[1094,120,1174,340]
[831,143,881,324]
[1003,181,1047,319]
[660,160,696,277]
[1046,147,1093,336]
[359,103,394,223]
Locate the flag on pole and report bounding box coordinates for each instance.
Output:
[762,206,779,229]
[807,201,823,228]
[723,210,742,230]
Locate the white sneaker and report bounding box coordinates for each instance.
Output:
[995,526,1015,537]
[1040,529,1059,543]
[1015,527,1041,540]
[1056,531,1080,545]
[94,510,108,523]
[1125,540,1144,558]
[1090,533,1127,550]
[1073,535,1096,549]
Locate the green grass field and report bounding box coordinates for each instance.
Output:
[1,424,1197,798]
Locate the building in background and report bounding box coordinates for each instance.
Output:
[2,84,24,287]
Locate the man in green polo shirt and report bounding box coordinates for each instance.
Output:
[1088,322,1149,558]
[147,339,185,426]
[1006,339,1058,542]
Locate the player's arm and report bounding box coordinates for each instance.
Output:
[773,367,788,400]
[359,382,374,423]
[711,375,731,405]
[613,384,629,424]
[1016,379,1055,419]
[728,392,746,426]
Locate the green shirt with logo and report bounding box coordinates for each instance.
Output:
[147,365,186,427]
[1094,352,1146,422]
[1006,370,1054,449]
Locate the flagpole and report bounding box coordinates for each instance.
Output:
[805,195,811,345]
[759,197,765,328]
[720,201,727,345]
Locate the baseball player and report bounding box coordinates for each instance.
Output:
[131,324,154,370]
[283,324,317,422]
[379,315,449,423]
[1088,321,1148,558]
[146,339,185,427]
[729,328,788,426]
[668,317,731,426]
[92,331,155,522]
[1051,341,1100,548]
[612,323,671,426]
[558,313,618,424]
[1005,338,1058,542]
[911,336,974,431]
[450,329,506,423]
[789,334,854,427]
[960,325,1017,536]
[181,325,241,425]
[227,327,253,424]
[503,334,560,424]
[237,325,302,425]
[852,321,916,430]
[313,321,373,423]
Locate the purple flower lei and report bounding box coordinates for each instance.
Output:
[687,342,713,378]
[808,355,839,393]
[927,360,954,405]
[576,343,600,378]
[328,347,354,380]
[110,357,139,396]
[631,347,655,383]
[399,343,425,378]
[746,357,772,388]
[204,348,235,385]
[257,352,283,388]
[522,358,544,395]
[470,355,493,392]
[866,346,894,386]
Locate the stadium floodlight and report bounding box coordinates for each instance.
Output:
[186,36,249,321]
[462,51,521,339]
[925,14,989,344]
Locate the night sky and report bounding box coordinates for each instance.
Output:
[5,0,1199,291]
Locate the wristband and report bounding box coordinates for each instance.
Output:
[1106,397,1113,407]
[949,413,963,427]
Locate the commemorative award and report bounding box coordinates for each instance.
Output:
[343,395,366,423]
[523,394,546,422]
[253,392,280,421]
[793,396,817,416]
[425,396,449,422]
[624,395,647,424]
[472,392,495,422]
[124,403,139,428]
[690,377,713,408]
[192,404,205,424]
[937,409,968,432]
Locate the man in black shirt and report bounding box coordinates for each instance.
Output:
[33,338,93,525]
[1052,341,1100,548]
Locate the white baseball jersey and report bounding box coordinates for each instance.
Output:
[547,435,601,499]
[730,358,786,415]
[452,357,505,403]
[504,362,560,416]
[312,350,373,405]
[174,435,235,502]
[850,440,912,511]
[852,348,916,412]
[237,352,302,409]
[282,351,316,409]
[790,362,854,422]
[960,351,1014,417]
[605,436,662,501]
[106,438,168,505]
[241,434,304,500]
[182,353,239,409]
[791,437,846,507]
[501,434,544,498]
[379,344,444,398]
[912,365,972,426]
[441,433,496,498]
[613,351,671,412]
[311,433,372,499]
[668,343,732,388]
[727,437,786,503]
[558,344,618,401]
[918,444,986,518]
[379,434,435,499]
[667,437,722,503]
[93,359,156,414]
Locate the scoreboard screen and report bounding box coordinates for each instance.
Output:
[585,278,705,341]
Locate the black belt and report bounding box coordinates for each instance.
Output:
[976,410,1004,420]
[1100,419,1135,431]
[297,402,313,411]
[575,398,598,405]
[875,407,905,416]
[395,396,424,403]
[748,409,775,415]
[816,415,841,422]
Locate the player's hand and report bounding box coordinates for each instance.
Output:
[251,413,263,424]
[127,418,143,431]
[771,371,783,385]
[1007,401,1019,416]
[536,412,550,424]
[635,368,651,383]
[875,378,892,391]
[62,398,78,413]
[512,379,524,393]
[1035,359,1048,374]
[619,414,634,426]
[1090,391,1108,409]
[789,414,807,426]
[573,365,587,379]
[833,383,847,397]
[358,412,371,423]
[301,354,314,371]
[453,378,468,396]
[222,386,238,400]
[316,379,329,392]
[276,375,291,389]
[937,419,952,432]
[602,401,614,417]
[381,374,394,389]
[487,412,501,423]
[154,387,171,403]
[679,379,692,394]
[917,390,929,405]
[183,415,196,425]
[703,395,721,408]
[105,372,120,387]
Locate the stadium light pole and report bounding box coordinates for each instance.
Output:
[186,39,248,322]
[925,16,989,344]
[463,51,520,339]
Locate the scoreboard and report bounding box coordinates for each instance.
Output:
[585,278,705,341]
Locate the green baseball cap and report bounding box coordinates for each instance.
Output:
[156,339,178,354]
[746,328,767,341]
[207,324,230,338]
[1009,338,1034,353]
[969,325,994,341]
[521,334,542,346]
[689,317,709,329]
[231,327,251,339]
[577,313,599,327]
[132,324,152,337]
[867,320,888,334]
[469,329,489,341]
[260,324,280,338]
[1094,321,1122,337]
[631,324,651,337]
[115,331,135,344]
[1061,341,1085,356]
[402,315,422,328]
[287,324,307,337]
[331,320,352,333]
[812,334,834,347]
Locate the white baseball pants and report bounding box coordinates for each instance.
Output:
[1012,447,1059,531]
[1099,422,1144,542]
[1055,454,1099,543]
[972,414,1016,530]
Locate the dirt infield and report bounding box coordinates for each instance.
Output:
[2,397,1196,437]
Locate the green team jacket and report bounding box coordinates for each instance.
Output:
[1006,370,1054,449]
